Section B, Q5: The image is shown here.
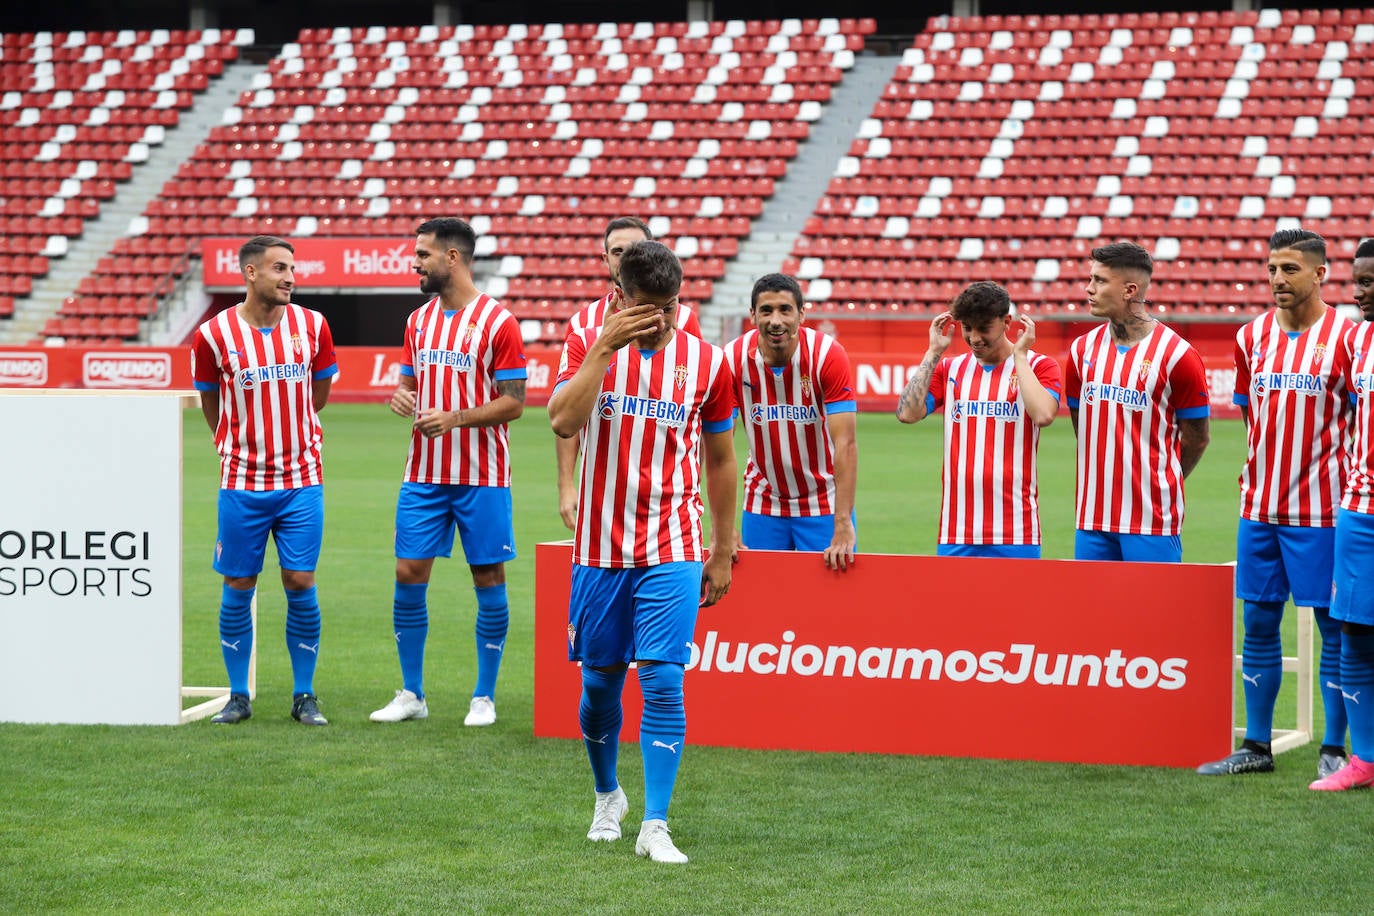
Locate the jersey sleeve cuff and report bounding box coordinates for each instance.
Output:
[400,365,415,378]
[1232,393,1250,407]
[1047,388,1061,403]
[824,399,857,414]
[1066,397,1080,409]
[703,417,734,434]
[193,380,217,391]
[313,364,339,381]
[1176,405,1210,419]
[924,393,936,413]
[494,368,527,381]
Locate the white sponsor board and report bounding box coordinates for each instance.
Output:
[0,391,184,724]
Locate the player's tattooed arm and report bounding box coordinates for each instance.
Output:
[1178,416,1211,478]
[428,377,527,434]
[497,377,527,405]
[897,311,954,424]
[896,352,940,423]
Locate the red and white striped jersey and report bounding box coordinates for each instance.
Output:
[1342,320,1374,515]
[191,304,338,491]
[568,291,703,338]
[1234,308,1354,526]
[401,293,527,487]
[555,328,735,568]
[724,327,856,517]
[928,351,1062,545]
[1065,322,1210,535]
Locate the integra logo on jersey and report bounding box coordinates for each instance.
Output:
[749,403,820,425]
[1080,383,1148,410]
[951,399,1021,422]
[599,391,687,427]
[416,348,474,373]
[236,362,310,389]
[1252,372,1326,396]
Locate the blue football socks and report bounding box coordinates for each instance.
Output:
[284,586,321,696]
[1342,630,1374,760]
[1313,606,1348,748]
[393,581,429,698]
[218,584,255,696]
[1240,600,1284,744]
[638,662,687,822]
[473,584,509,700]
[579,666,627,793]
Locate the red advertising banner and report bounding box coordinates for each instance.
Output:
[533,542,1235,768]
[0,345,564,405]
[0,345,1241,417]
[201,237,415,289]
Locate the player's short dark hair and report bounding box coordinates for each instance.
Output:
[950,280,1011,326]
[1091,241,1153,278]
[1269,227,1327,262]
[239,235,293,270]
[1357,238,1374,260]
[604,217,652,249]
[750,273,803,311]
[416,217,477,263]
[617,240,681,299]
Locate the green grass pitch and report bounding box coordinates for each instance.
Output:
[0,406,1365,913]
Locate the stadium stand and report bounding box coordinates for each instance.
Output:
[789,7,1374,318]
[96,17,873,344]
[0,28,249,344]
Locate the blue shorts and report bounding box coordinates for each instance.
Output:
[394,482,517,566]
[215,486,324,577]
[741,511,855,552]
[1074,530,1182,563]
[1333,508,1374,625]
[567,562,702,667]
[1235,518,1334,606]
[937,543,1041,559]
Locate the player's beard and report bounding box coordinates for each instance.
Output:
[419,271,447,295]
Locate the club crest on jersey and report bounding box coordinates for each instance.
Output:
[1137,358,1152,382]
[289,334,304,356]
[674,364,689,390]
[1312,342,1327,368]
[800,375,812,403]
[463,322,478,347]
[1009,371,1019,391]
[567,623,577,650]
